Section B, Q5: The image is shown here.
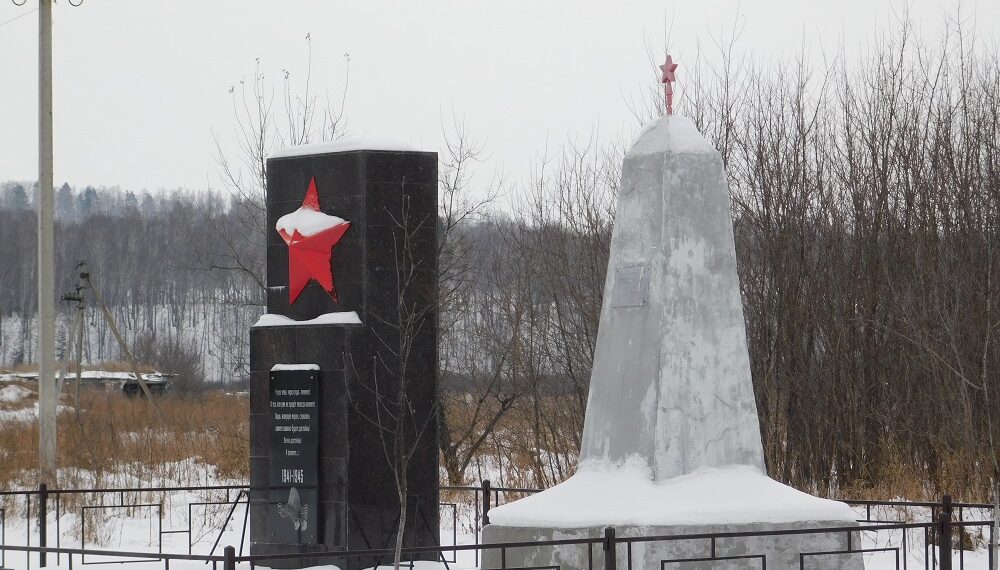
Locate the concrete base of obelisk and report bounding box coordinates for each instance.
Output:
[482,521,864,570]
[480,466,865,570]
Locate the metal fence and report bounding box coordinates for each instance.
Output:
[0,518,993,570]
[0,482,995,570]
[0,483,249,570]
[441,480,541,553]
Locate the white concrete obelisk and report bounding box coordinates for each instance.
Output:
[578,115,766,481]
[482,112,862,570]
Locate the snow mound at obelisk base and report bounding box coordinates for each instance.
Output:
[488,460,857,528]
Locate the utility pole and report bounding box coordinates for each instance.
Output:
[37,0,57,487]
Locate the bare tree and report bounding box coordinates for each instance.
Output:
[204,35,350,379]
[435,116,515,484]
[348,192,437,570]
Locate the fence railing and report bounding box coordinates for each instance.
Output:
[0,518,993,570]
[0,482,996,570]
[0,483,249,570]
[441,480,541,554]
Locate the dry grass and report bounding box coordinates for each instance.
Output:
[0,386,248,491]
[442,393,581,490]
[2,380,990,507]
[835,446,998,503]
[443,393,999,504]
[0,385,248,546]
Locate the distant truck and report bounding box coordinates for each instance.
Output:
[121,373,173,397]
[0,370,175,396]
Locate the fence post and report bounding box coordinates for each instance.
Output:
[482,480,492,526]
[224,545,236,570]
[603,527,617,570]
[39,483,48,568]
[940,495,953,570]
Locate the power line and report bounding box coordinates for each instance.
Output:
[0,7,37,29]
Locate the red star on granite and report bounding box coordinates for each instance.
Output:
[276,177,351,304]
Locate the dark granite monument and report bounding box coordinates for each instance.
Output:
[249,141,439,569]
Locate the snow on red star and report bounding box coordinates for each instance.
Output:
[276,177,351,304]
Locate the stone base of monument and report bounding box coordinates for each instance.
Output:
[483,522,863,570]
[249,316,439,570]
[481,465,864,570]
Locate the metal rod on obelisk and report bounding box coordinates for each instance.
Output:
[38,0,58,489]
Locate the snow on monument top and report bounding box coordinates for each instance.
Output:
[271,364,320,371]
[253,311,362,328]
[270,137,419,160]
[627,115,716,158]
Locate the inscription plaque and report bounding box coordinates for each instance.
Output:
[267,366,320,544]
[612,264,649,308]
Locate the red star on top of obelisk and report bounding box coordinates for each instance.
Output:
[660,54,679,115]
[275,177,351,304]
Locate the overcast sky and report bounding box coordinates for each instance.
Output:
[1,0,997,194]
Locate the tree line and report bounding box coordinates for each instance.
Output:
[0,183,261,383]
[1,19,997,500]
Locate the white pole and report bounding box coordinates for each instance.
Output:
[38,0,57,486]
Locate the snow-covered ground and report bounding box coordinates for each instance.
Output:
[0,384,31,403]
[0,487,993,570]
[0,381,72,423]
[0,461,251,570]
[0,382,991,570]
[857,507,995,570]
[0,487,480,570]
